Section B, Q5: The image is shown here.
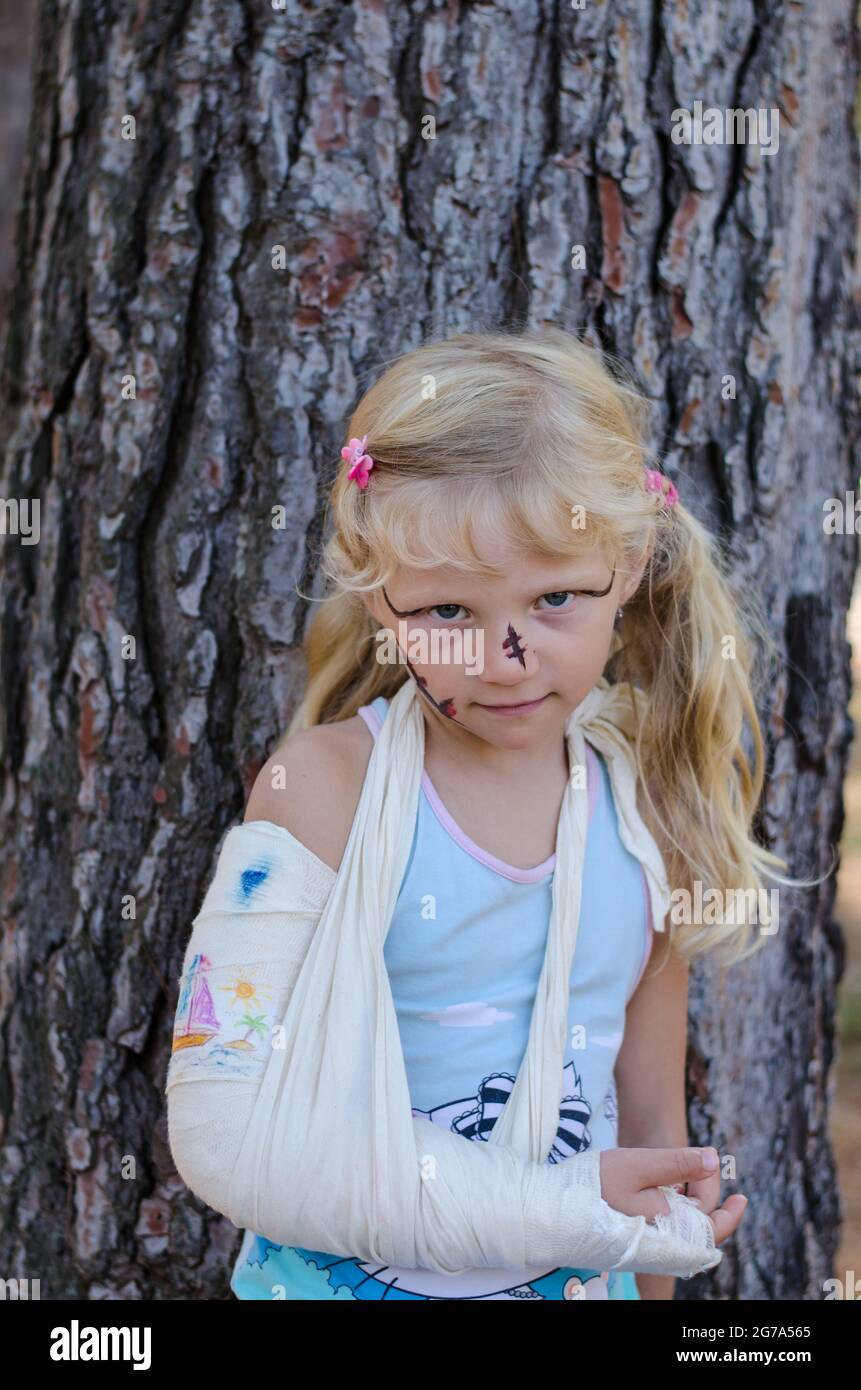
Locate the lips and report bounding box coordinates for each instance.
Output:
[476,694,550,715]
[482,700,541,708]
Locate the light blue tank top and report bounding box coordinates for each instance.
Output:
[231,695,652,1301]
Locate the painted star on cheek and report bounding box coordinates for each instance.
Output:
[502,624,527,669]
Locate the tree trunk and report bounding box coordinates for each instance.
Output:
[0,0,858,1300]
[0,0,37,336]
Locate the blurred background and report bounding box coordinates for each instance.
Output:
[0,0,858,1291]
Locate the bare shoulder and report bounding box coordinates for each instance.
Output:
[243,716,375,874]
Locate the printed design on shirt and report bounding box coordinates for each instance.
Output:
[237,1239,619,1301]
[235,1059,607,1301]
[170,953,276,1076]
[444,1063,593,1160]
[246,1236,282,1268]
[233,1234,629,1302]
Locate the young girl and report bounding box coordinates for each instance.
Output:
[167,326,796,1301]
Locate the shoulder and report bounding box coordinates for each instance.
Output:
[243,715,375,874]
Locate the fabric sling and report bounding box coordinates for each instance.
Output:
[167,676,721,1279]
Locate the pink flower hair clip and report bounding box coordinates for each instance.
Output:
[341,434,375,489]
[644,467,679,509]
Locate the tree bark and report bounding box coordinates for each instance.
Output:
[0,0,858,1299]
[0,0,37,336]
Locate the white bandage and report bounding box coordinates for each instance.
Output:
[166,678,721,1280]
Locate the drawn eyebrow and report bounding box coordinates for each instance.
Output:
[381,585,426,618]
[569,570,615,598]
[382,571,615,614]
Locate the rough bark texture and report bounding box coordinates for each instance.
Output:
[0,0,858,1300]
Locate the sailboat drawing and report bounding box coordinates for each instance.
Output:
[172,953,221,1051]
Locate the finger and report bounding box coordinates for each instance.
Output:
[709,1195,748,1245]
[669,1182,707,1211]
[636,1146,721,1191]
[685,1170,721,1214]
[635,1184,743,1227]
[624,1184,704,1222]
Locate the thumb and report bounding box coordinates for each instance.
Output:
[637,1146,720,1192]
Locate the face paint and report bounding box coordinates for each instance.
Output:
[404,657,457,720]
[583,570,616,598]
[380,585,464,724]
[381,584,425,619]
[502,623,527,669]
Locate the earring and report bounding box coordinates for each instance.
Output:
[616,606,623,621]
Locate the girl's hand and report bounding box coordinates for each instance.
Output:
[599,1147,748,1246]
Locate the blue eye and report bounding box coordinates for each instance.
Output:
[428,604,468,621]
[423,594,578,620]
[537,591,575,609]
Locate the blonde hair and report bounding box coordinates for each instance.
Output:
[288,326,824,969]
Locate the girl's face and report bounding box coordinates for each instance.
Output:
[364,536,648,748]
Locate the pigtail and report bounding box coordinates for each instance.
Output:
[611,499,824,969]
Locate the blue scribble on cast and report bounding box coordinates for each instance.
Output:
[237,861,270,903]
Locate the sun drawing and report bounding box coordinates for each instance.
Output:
[221,971,273,1011]
[217,971,275,1052]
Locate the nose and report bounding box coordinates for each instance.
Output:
[476,617,539,686]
